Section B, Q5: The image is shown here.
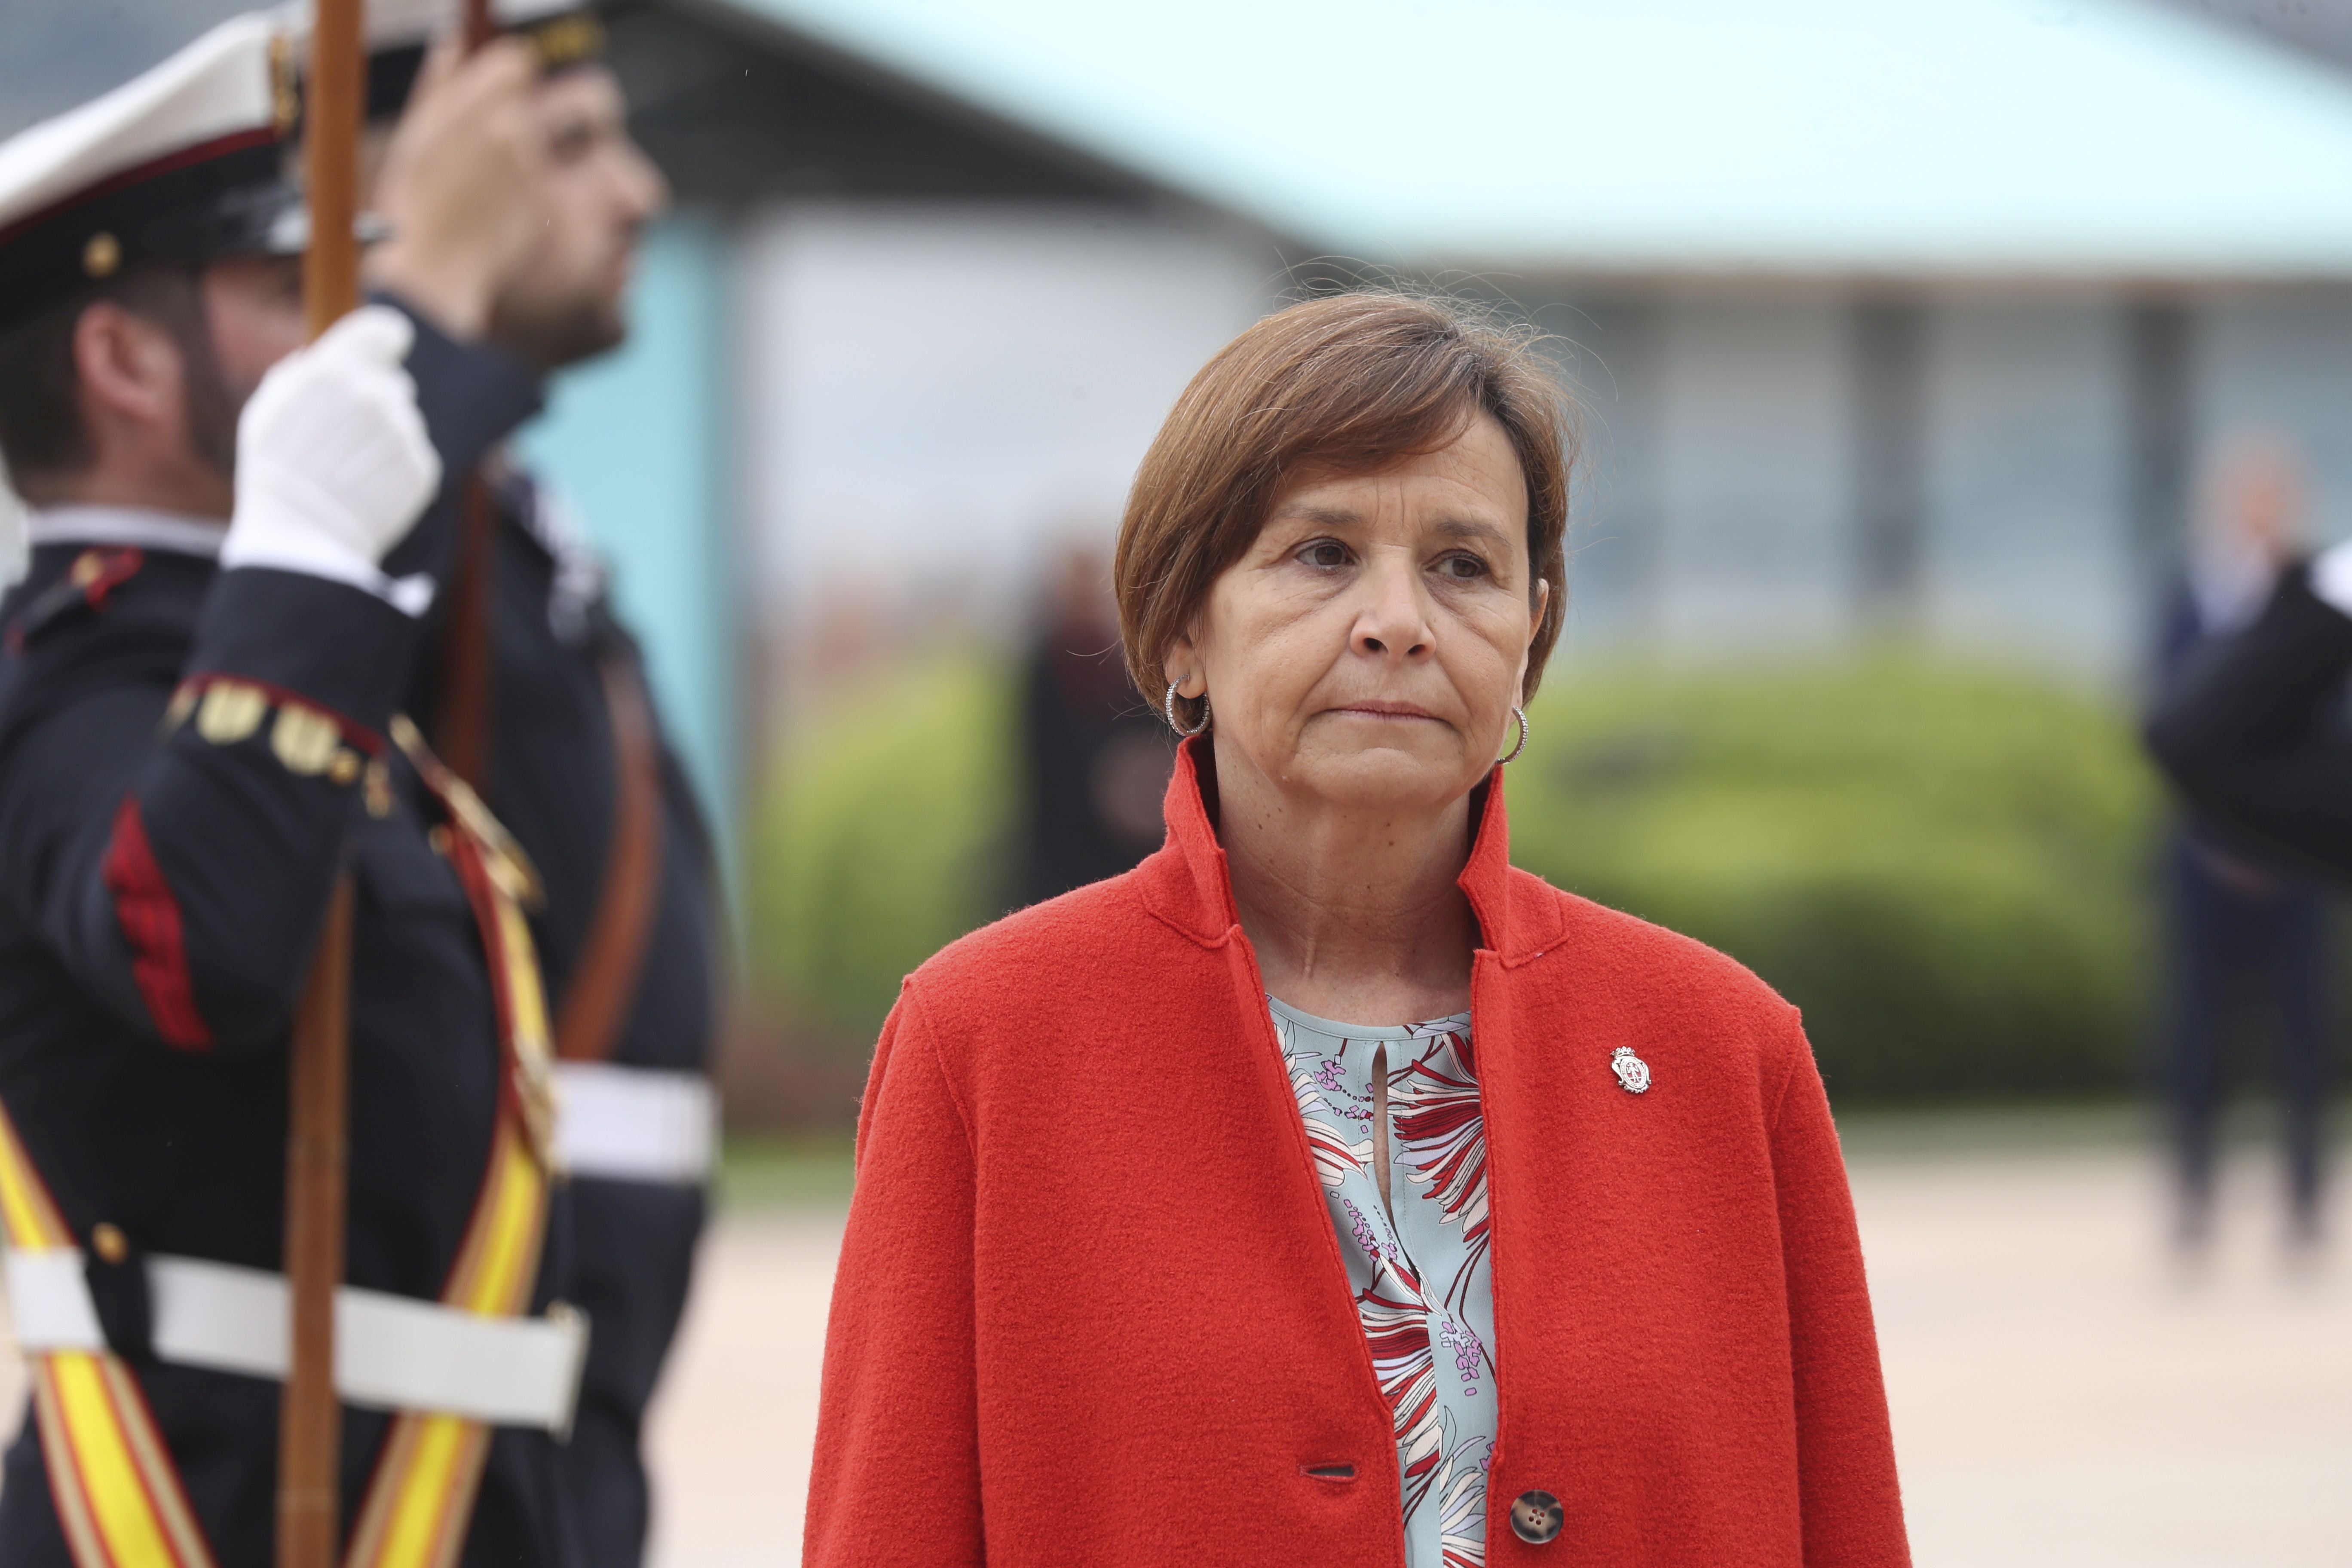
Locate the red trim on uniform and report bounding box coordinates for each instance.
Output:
[174,672,386,756]
[435,822,530,1137]
[0,128,281,248]
[99,797,212,1052]
[82,548,144,609]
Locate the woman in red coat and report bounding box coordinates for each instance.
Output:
[805,293,1910,1567]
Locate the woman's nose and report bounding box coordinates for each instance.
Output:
[1350,558,1433,660]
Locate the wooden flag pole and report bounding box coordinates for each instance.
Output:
[280,1,365,1565]
[436,0,499,790]
[302,0,364,338]
[278,882,354,1568]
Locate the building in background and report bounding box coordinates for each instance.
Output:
[13,0,2352,824]
[556,0,2352,823]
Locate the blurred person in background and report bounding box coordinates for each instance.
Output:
[368,11,723,1567]
[2146,438,2330,1251]
[806,293,1909,1568]
[1017,539,1174,903]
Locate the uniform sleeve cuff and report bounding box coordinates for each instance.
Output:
[216,534,436,617]
[189,567,420,733]
[370,289,543,482]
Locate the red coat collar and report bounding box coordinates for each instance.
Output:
[1136,734,1560,965]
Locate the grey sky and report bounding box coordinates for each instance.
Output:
[0,0,254,140]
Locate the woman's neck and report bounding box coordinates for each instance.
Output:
[1213,742,1480,1027]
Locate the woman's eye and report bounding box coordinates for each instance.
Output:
[1302,542,1351,568]
[1438,554,1488,581]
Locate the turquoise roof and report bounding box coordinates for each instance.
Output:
[730,0,2352,279]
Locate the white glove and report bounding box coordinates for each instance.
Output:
[220,306,443,595]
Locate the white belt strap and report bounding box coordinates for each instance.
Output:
[553,1062,714,1184]
[4,1249,587,1435]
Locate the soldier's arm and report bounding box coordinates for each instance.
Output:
[0,569,420,1052]
[364,33,550,583]
[0,306,535,1054]
[372,294,543,585]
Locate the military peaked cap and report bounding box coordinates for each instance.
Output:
[0,14,303,338]
[360,0,610,123]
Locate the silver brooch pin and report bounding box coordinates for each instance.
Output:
[1611,1046,1652,1095]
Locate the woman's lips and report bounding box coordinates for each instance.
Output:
[1327,702,1444,722]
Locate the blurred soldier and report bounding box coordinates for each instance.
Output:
[1018,542,1174,903]
[2147,440,2335,1250]
[369,11,721,1566]
[0,15,586,1568]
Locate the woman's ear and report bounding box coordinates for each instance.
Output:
[1513,579,1550,707]
[1163,628,1207,699]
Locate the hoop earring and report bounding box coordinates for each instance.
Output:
[1498,705,1528,766]
[1164,681,1211,738]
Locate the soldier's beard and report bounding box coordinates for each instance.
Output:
[179,325,242,482]
[134,273,243,484]
[490,292,625,376]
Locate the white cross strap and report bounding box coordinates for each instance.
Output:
[3,1248,588,1435]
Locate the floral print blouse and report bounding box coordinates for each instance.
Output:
[1271,998,1494,1568]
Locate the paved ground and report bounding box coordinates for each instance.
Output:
[0,1134,2340,1565]
[643,1137,2352,1567]
[1855,1143,2349,1567]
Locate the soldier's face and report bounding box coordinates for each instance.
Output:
[202,256,306,399]
[489,67,668,372]
[190,255,306,478]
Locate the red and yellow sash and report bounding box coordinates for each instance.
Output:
[0,716,559,1568]
[344,719,557,1568]
[0,1111,214,1568]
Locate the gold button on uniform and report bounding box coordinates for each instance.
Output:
[270,705,340,775]
[81,231,120,277]
[364,758,394,818]
[90,1222,129,1264]
[162,684,198,733]
[195,682,266,745]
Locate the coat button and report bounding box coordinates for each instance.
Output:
[1509,1489,1564,1545]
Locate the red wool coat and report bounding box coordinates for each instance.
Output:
[806,740,1910,1567]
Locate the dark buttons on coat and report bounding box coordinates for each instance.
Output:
[1510,1490,1564,1545]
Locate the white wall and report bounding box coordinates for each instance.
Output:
[1652,293,1855,655]
[736,203,1276,644]
[728,209,2352,689]
[1923,297,2133,675]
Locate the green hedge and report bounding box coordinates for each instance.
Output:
[750,654,2159,1102]
[747,653,1015,1039]
[1507,661,2157,1101]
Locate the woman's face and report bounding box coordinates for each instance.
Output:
[1167,411,1548,816]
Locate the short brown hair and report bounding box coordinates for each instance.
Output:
[1115,291,1577,725]
[0,266,225,492]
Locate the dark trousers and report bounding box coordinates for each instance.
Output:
[2162,833,2332,1231]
